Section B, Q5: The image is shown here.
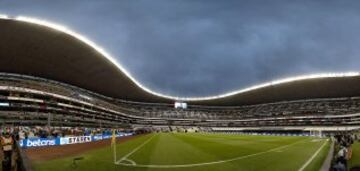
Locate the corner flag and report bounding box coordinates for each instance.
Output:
[111,129,116,146]
[112,129,117,163]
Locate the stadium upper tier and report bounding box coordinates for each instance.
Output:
[0,73,359,128]
[1,16,360,106]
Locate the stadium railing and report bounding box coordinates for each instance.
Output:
[15,140,33,171]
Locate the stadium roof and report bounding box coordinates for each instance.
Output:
[1,15,360,106]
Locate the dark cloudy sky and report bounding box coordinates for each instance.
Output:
[1,1,359,97]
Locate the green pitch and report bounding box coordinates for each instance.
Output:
[33,133,330,171]
[349,142,360,169]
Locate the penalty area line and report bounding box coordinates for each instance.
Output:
[116,138,307,168]
[116,134,156,164]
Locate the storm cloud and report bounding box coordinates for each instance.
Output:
[1,0,360,97]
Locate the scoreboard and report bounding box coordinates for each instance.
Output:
[174,102,187,109]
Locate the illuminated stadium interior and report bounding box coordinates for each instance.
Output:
[0,15,360,129]
[0,14,360,171]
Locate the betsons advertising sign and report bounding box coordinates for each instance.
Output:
[20,138,58,148]
[19,132,133,148]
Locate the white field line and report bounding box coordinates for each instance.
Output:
[298,139,328,171]
[116,135,155,164]
[123,159,136,165]
[116,139,308,168]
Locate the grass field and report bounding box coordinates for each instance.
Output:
[349,142,360,169]
[33,133,330,171]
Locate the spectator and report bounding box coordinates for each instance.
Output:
[1,128,14,171]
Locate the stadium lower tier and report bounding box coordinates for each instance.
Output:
[0,73,359,128]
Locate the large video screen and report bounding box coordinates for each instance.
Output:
[174,102,187,109]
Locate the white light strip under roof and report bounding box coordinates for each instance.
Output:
[1,14,360,101]
[0,14,9,19]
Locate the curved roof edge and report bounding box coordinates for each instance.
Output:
[1,14,359,102]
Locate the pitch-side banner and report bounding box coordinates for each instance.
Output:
[60,136,92,145]
[19,132,134,148]
[19,138,59,148]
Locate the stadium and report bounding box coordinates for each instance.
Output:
[0,14,359,171]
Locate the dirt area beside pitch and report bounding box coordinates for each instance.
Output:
[24,135,141,161]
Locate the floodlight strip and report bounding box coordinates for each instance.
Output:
[1,14,359,101]
[0,14,9,19]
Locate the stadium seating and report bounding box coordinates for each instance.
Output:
[0,73,360,129]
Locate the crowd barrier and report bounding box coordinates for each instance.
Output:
[19,132,133,148]
[15,140,33,171]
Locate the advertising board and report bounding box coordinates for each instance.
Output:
[19,132,134,148]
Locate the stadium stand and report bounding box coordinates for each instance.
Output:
[1,16,360,171]
[0,73,360,130]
